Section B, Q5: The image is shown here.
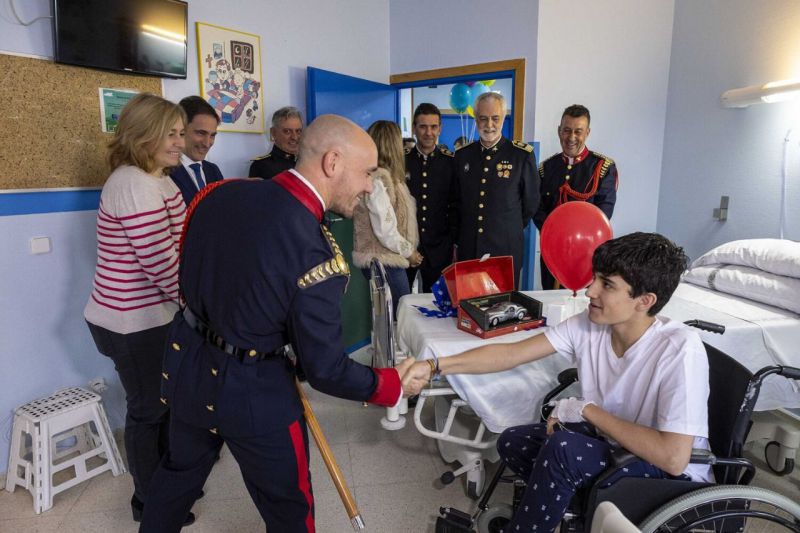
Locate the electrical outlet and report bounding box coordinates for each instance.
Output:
[89,377,107,393]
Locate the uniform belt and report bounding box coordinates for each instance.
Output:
[182,308,285,362]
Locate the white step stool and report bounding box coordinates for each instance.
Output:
[5,386,126,513]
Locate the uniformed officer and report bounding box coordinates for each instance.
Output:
[248,106,303,179]
[140,115,415,533]
[534,104,619,289]
[404,103,457,292]
[454,92,539,286]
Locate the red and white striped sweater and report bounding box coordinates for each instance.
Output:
[84,165,186,334]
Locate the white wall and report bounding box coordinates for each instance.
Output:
[657,0,800,260]
[534,0,675,238]
[389,0,539,140]
[0,0,390,474]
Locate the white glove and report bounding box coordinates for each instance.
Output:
[548,397,596,423]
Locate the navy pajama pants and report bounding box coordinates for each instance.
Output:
[497,422,688,532]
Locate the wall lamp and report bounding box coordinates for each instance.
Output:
[721,79,800,108]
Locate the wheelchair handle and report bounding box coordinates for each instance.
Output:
[778,365,800,381]
[684,319,725,334]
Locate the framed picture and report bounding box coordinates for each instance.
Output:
[196,22,264,133]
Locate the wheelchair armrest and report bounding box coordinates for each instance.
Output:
[541,368,579,421]
[558,368,578,385]
[609,447,639,469]
[688,448,716,465]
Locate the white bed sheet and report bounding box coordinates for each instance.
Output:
[397,285,800,433]
[662,283,800,410]
[397,291,576,433]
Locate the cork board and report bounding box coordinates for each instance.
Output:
[0,53,162,190]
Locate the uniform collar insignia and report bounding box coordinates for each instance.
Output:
[561,146,589,165]
[272,170,324,222]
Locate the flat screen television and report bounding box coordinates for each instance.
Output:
[52,0,188,79]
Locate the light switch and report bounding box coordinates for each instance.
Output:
[30,236,52,255]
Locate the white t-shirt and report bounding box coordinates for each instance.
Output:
[544,311,712,482]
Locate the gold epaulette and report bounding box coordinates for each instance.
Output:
[512,140,534,153]
[297,225,351,290]
[538,163,544,179]
[251,153,272,161]
[438,146,454,157]
[404,146,412,155]
[591,151,614,179]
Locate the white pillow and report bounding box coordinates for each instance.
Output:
[690,239,800,279]
[683,264,800,315]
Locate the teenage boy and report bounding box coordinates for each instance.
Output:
[402,232,711,532]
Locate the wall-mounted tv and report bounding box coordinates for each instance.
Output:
[52,0,188,79]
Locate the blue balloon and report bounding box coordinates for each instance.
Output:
[449,83,471,113]
[470,82,490,106]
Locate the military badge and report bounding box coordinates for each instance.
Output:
[464,163,470,172]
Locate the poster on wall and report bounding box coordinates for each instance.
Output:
[98,88,139,133]
[196,22,264,133]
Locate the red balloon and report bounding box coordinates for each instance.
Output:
[541,202,613,293]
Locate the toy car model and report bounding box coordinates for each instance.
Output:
[484,302,526,327]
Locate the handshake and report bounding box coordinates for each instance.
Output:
[394,357,435,397]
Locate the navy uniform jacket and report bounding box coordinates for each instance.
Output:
[248,145,297,180]
[454,137,539,281]
[170,160,224,205]
[533,147,618,230]
[404,145,457,285]
[162,172,400,437]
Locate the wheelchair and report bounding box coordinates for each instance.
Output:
[435,322,800,533]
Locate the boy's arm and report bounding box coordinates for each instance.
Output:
[580,405,694,476]
[401,332,557,393]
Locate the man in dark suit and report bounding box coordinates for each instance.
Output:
[170,96,224,205]
[454,92,539,286]
[535,104,619,289]
[249,106,303,180]
[404,103,457,292]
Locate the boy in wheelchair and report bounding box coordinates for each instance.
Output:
[403,232,712,532]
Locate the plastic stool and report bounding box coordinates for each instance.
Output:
[4,386,126,513]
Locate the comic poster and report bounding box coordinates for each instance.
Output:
[196,23,264,133]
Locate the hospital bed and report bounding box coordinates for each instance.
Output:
[394,238,800,493]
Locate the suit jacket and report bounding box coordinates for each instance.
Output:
[170,160,224,205]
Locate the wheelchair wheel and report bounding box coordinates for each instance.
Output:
[765,440,796,476]
[476,504,513,533]
[638,485,800,533]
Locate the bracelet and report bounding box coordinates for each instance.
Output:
[426,359,436,380]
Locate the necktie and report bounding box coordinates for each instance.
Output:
[189,163,206,190]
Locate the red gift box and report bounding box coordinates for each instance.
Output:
[442,257,544,339]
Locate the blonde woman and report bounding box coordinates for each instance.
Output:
[353,120,421,315]
[83,93,194,525]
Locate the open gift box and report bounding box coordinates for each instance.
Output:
[442,256,544,339]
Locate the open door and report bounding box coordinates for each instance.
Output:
[306,67,399,351]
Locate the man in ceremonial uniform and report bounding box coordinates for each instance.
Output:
[170,96,224,205]
[141,115,413,533]
[454,92,539,286]
[404,103,457,292]
[535,104,619,289]
[248,106,303,179]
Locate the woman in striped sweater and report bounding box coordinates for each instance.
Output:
[83,93,192,524]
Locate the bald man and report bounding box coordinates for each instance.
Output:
[141,115,416,533]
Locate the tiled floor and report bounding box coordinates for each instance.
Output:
[2,382,799,532]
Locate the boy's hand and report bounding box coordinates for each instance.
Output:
[548,397,596,424]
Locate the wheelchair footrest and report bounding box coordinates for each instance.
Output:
[436,507,474,533]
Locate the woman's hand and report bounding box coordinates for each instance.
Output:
[408,250,424,268]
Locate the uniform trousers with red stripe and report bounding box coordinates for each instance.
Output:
[139,416,314,533]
